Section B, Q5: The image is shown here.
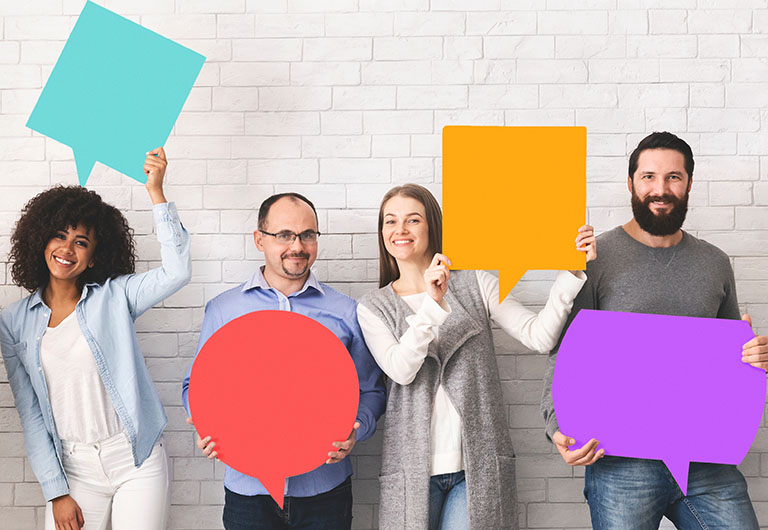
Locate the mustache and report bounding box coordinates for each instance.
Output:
[281,251,309,260]
[643,194,677,205]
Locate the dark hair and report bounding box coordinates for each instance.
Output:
[257,192,318,230]
[377,184,443,288]
[10,186,135,293]
[628,131,694,181]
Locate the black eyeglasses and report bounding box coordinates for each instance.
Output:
[259,229,321,244]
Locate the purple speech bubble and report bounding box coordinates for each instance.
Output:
[552,309,766,495]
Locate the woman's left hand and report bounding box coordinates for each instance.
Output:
[144,147,168,205]
[575,224,597,263]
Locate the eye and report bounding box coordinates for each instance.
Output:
[408,218,420,223]
[384,220,395,225]
[76,241,89,248]
[54,233,66,240]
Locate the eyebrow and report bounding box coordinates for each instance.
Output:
[58,229,92,242]
[384,212,424,217]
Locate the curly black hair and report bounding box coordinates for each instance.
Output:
[10,186,136,293]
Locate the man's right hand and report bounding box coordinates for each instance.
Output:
[186,417,218,459]
[552,431,604,466]
[52,494,84,530]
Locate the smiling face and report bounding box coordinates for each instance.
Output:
[381,194,431,264]
[629,148,691,236]
[253,196,318,283]
[44,224,97,285]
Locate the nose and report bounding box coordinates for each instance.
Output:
[289,235,304,251]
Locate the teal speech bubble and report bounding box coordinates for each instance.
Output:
[27,1,205,185]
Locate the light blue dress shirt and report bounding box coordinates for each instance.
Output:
[181,266,386,497]
[0,202,191,501]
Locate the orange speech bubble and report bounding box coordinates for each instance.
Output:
[442,126,586,301]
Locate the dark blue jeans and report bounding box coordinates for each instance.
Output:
[585,456,758,530]
[222,477,352,530]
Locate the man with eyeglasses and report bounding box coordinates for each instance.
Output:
[181,192,386,530]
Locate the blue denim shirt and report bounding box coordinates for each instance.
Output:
[0,202,191,501]
[182,267,386,497]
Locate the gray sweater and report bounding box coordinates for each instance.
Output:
[360,270,518,529]
[541,226,740,440]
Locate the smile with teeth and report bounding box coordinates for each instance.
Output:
[54,256,74,266]
[392,239,413,246]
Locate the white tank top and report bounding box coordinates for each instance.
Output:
[40,311,121,443]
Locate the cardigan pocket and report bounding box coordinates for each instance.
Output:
[496,455,518,528]
[378,470,406,529]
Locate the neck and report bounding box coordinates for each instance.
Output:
[43,277,82,307]
[262,267,309,297]
[392,254,432,295]
[623,218,683,248]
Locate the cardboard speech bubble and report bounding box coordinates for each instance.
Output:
[552,309,766,494]
[188,310,360,508]
[442,126,586,302]
[26,1,205,185]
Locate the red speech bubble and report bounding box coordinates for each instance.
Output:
[188,310,360,507]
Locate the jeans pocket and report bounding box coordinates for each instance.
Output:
[378,470,406,530]
[496,455,517,529]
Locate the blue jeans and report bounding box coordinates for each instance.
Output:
[585,456,758,530]
[428,470,468,530]
[222,477,352,530]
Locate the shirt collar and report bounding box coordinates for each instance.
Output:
[242,266,325,296]
[29,282,98,308]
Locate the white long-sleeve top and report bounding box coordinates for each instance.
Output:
[357,269,586,475]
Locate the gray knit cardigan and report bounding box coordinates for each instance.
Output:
[360,270,518,530]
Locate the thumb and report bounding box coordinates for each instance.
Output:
[553,431,574,447]
[743,313,754,329]
[186,417,194,426]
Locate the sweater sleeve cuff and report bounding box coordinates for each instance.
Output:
[416,295,451,326]
[545,416,560,443]
[554,270,587,298]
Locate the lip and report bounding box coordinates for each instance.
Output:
[391,239,414,246]
[52,255,75,266]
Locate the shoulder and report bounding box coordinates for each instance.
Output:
[318,281,358,315]
[0,292,35,338]
[682,231,732,267]
[359,283,391,306]
[204,283,249,313]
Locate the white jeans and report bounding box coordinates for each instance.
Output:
[45,432,170,530]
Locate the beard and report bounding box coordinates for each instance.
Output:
[281,251,310,278]
[630,187,689,236]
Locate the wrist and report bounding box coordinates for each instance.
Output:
[147,188,167,205]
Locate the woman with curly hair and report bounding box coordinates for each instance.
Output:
[0,148,190,530]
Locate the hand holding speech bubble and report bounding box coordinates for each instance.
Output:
[552,309,766,495]
[27,1,205,186]
[188,310,360,508]
[442,126,586,302]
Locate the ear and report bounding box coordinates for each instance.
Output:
[687,175,693,193]
[253,230,264,252]
[627,175,633,194]
[88,259,95,268]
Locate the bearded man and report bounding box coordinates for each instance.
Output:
[541,131,768,530]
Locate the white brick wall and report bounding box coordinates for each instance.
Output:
[1,1,768,529]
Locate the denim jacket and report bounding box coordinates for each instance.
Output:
[0,202,191,501]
